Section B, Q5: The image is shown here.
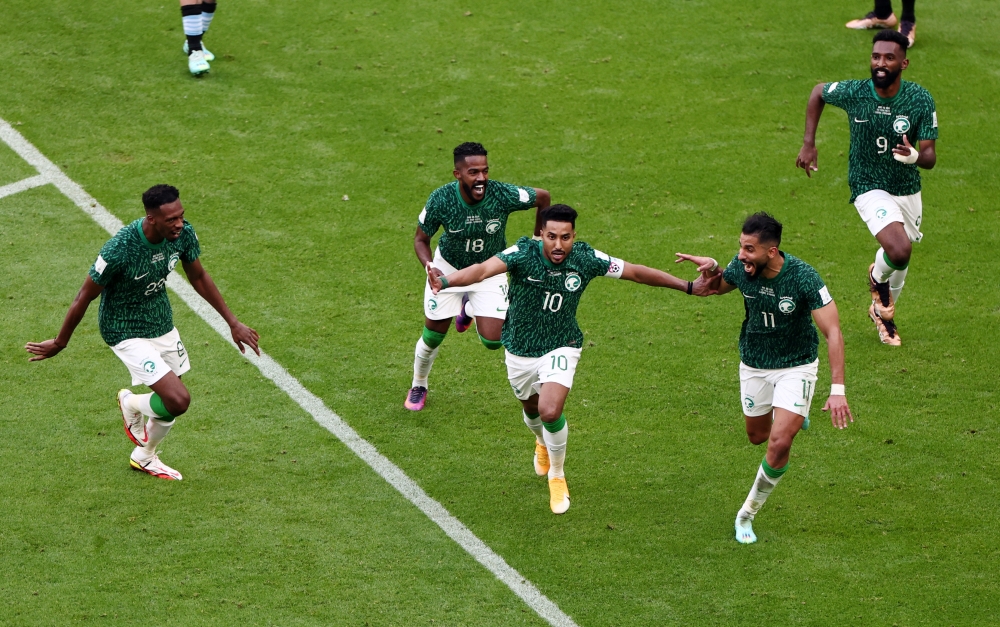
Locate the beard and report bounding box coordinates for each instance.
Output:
[871,66,901,89]
[743,259,767,281]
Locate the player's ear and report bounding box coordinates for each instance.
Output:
[901,57,909,70]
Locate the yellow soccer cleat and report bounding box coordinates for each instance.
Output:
[846,11,898,30]
[533,442,550,477]
[548,477,570,514]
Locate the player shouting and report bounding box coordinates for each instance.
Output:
[26,184,259,480]
[430,204,715,514]
[797,30,937,346]
[405,142,550,411]
[677,213,853,543]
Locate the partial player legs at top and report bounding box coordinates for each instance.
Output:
[846,1,916,45]
[180,0,218,76]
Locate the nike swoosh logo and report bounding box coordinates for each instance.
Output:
[448,228,464,233]
[743,295,756,299]
[854,118,869,123]
[794,402,805,407]
[496,307,508,312]
[527,277,543,283]
[134,272,149,280]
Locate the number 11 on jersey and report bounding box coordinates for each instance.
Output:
[762,311,776,327]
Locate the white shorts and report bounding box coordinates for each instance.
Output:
[424,247,509,321]
[739,359,818,419]
[854,189,923,243]
[505,347,582,401]
[110,327,191,387]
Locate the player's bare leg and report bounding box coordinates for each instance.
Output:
[869,222,910,345]
[407,317,450,410]
[736,408,804,544]
[521,383,572,514]
[129,373,190,480]
[474,315,504,351]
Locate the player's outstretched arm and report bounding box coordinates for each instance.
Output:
[429,256,508,295]
[796,83,826,178]
[182,259,260,356]
[812,301,853,430]
[532,188,551,238]
[25,276,104,361]
[619,262,716,295]
[673,253,735,295]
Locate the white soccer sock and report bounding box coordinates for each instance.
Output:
[412,338,439,388]
[133,417,174,461]
[126,392,164,418]
[201,3,216,33]
[182,13,203,37]
[737,464,783,521]
[523,411,544,444]
[889,266,908,303]
[543,421,568,480]
[872,247,895,284]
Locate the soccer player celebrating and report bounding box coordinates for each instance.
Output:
[676,213,853,544]
[26,184,259,480]
[796,30,937,346]
[405,142,551,411]
[429,204,715,514]
[180,0,219,76]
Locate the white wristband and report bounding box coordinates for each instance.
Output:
[709,258,719,272]
[830,384,845,396]
[893,146,918,164]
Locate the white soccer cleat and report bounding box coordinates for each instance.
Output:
[735,515,757,544]
[117,389,147,447]
[183,40,214,62]
[130,451,183,480]
[188,49,210,76]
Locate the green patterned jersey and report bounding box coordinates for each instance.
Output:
[497,236,624,357]
[822,79,938,202]
[722,253,832,369]
[418,180,536,269]
[88,219,201,346]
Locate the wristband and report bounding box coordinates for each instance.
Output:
[709,258,719,272]
[893,146,918,164]
[830,384,845,396]
[439,276,450,289]
[686,281,693,295]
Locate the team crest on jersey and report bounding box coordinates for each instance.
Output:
[167,252,181,272]
[142,360,157,374]
[564,274,582,292]
[743,396,755,411]
[428,298,438,311]
[485,219,502,235]
[892,117,911,134]
[876,207,888,220]
[778,297,796,314]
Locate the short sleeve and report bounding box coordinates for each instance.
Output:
[721,255,743,287]
[802,267,832,311]
[821,80,854,109]
[496,237,531,272]
[913,92,939,141]
[591,248,622,279]
[417,192,442,237]
[89,241,121,286]
[180,224,201,263]
[492,181,537,214]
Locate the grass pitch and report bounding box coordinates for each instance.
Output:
[2,0,999,624]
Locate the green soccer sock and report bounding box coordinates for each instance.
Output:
[479,334,502,351]
[413,328,446,388]
[148,393,176,420]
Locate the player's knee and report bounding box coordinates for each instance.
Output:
[884,239,912,268]
[164,389,191,417]
[538,405,562,423]
[747,431,769,446]
[767,436,793,458]
[479,334,502,350]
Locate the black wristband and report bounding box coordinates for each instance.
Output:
[686,281,693,295]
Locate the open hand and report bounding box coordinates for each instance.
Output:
[25,339,64,361]
[796,144,819,177]
[822,394,854,429]
[230,321,261,356]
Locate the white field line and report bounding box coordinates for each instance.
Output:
[0,117,578,627]
[0,174,48,200]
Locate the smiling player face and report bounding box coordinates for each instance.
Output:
[870,40,908,89]
[542,220,576,265]
[147,199,186,242]
[454,155,489,204]
[737,233,777,280]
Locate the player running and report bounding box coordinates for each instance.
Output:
[796,29,937,346]
[429,204,715,514]
[26,184,259,480]
[406,142,550,411]
[677,212,853,544]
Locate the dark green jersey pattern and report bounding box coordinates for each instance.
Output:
[722,253,832,370]
[497,236,622,357]
[418,180,536,269]
[88,219,201,345]
[822,79,938,202]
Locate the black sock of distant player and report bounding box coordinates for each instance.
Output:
[873,0,893,19]
[900,0,915,23]
[181,4,203,53]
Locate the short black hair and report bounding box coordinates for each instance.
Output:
[453,142,487,164]
[142,184,180,211]
[540,204,578,229]
[873,29,909,56]
[742,212,782,247]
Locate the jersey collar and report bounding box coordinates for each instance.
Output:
[136,219,166,250]
[869,79,906,103]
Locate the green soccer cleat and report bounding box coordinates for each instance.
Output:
[183,40,215,62]
[187,49,210,76]
[735,515,757,544]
